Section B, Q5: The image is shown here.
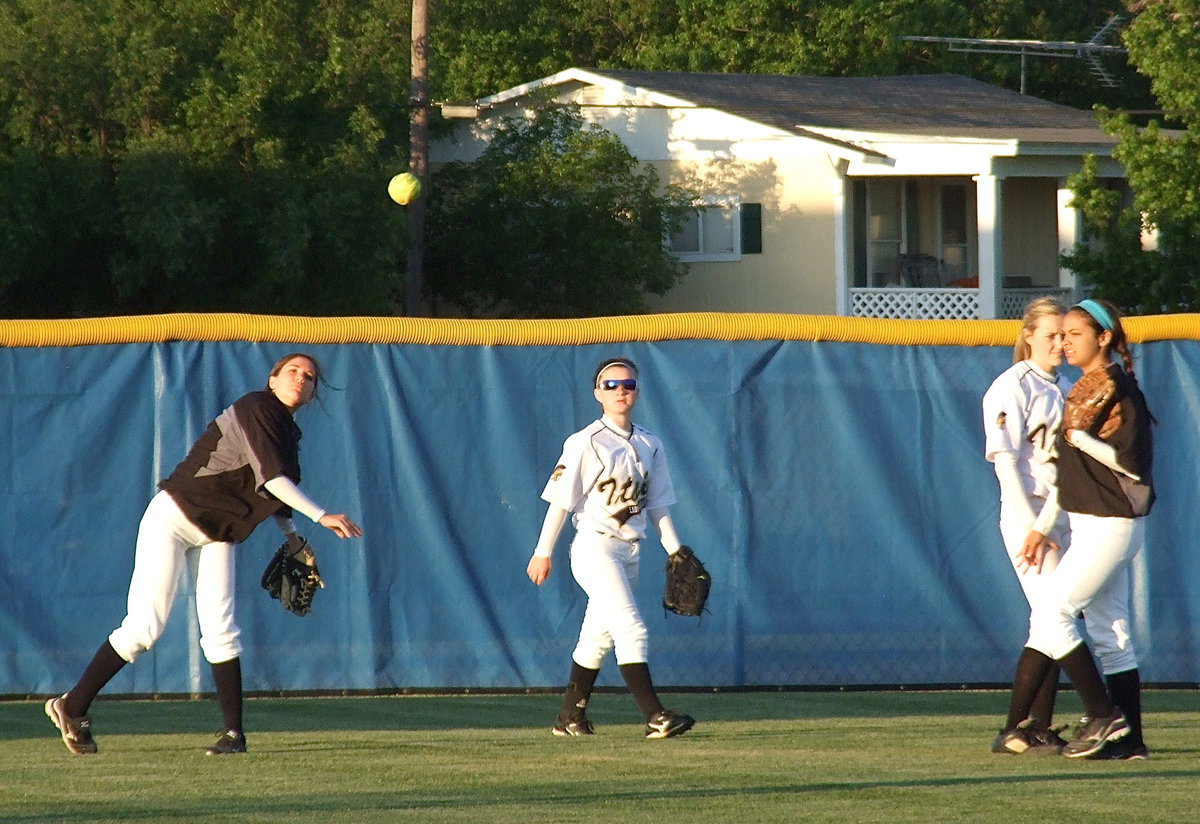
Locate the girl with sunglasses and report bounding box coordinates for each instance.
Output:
[527,357,695,739]
[46,353,363,756]
[1007,298,1155,760]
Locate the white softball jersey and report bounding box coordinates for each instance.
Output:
[542,416,677,543]
[982,360,1066,501]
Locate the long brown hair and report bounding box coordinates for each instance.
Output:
[1070,298,1155,422]
[1068,298,1135,378]
[267,352,327,403]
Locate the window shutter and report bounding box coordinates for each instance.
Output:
[741,203,762,254]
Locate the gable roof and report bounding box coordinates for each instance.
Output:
[584,70,1106,137]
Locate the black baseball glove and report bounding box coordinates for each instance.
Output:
[663,545,711,617]
[261,535,324,616]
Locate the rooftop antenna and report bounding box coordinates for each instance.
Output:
[900,15,1127,94]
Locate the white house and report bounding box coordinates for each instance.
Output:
[433,68,1128,319]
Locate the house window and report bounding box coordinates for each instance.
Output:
[669,198,745,262]
[939,184,968,282]
[852,177,974,287]
[866,180,903,286]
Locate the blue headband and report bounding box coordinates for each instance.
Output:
[1074,299,1115,332]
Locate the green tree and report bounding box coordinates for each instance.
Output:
[424,107,696,317]
[431,0,1146,110]
[0,0,1166,318]
[0,0,412,317]
[1061,0,1200,313]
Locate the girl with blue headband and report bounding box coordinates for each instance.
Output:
[1007,297,1156,760]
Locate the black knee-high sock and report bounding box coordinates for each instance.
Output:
[1004,647,1054,730]
[618,662,663,721]
[558,661,600,720]
[211,658,243,733]
[1106,668,1143,746]
[66,641,127,718]
[1057,644,1114,719]
[1028,663,1061,729]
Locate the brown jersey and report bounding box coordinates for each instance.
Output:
[1056,363,1154,518]
[159,390,302,543]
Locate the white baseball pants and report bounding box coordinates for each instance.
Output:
[108,491,243,665]
[1026,513,1142,673]
[999,498,1068,625]
[569,531,649,668]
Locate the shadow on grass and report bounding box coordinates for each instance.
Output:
[8,767,1200,822]
[3,690,1198,740]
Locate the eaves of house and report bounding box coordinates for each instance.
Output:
[472,67,1118,167]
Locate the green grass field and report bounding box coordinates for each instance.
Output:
[2,690,1196,824]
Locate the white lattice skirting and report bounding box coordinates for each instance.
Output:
[851,287,1073,320]
[1001,288,1074,319]
[851,288,978,319]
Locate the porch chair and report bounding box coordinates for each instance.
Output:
[894,253,942,288]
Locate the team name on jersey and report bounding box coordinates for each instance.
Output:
[597,477,648,508]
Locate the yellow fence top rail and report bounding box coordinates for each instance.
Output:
[1,312,1197,348]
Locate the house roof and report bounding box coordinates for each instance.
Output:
[566,69,1113,145]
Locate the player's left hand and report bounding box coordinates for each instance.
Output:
[319,513,363,539]
[1016,530,1055,574]
[527,555,552,586]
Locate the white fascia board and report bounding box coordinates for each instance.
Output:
[476,69,881,165]
[817,126,1119,178]
[846,144,1012,176]
[475,68,610,107]
[476,67,689,109]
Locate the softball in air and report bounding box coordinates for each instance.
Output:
[388,172,421,205]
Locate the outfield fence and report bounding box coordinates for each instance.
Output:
[3,312,1198,695]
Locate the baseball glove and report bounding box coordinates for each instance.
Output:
[1064,367,1122,440]
[663,545,711,617]
[260,535,324,616]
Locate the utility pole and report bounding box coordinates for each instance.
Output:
[406,0,429,316]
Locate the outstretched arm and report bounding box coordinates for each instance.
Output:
[264,476,363,539]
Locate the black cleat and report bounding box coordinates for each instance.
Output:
[45,694,98,755]
[991,725,1032,755]
[992,718,1064,755]
[1027,724,1069,752]
[1062,713,1129,759]
[205,729,247,755]
[552,716,595,736]
[645,709,695,739]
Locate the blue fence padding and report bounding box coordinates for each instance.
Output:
[2,337,1197,694]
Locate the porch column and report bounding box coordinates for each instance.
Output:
[974,174,1002,319]
[833,163,850,315]
[1057,184,1082,297]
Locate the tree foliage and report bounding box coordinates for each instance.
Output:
[425,108,695,317]
[0,0,1170,317]
[1061,0,1200,313]
[0,0,411,317]
[431,0,1146,110]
